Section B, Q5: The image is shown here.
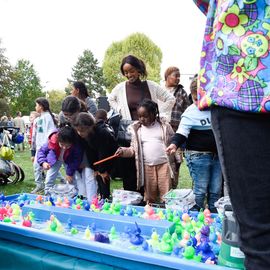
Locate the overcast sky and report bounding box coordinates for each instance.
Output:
[0,0,206,91]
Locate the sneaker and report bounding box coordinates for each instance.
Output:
[189,204,202,212]
[44,190,51,196]
[209,207,218,214]
[31,186,44,194]
[59,178,66,184]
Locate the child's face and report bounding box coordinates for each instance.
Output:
[75,126,94,139]
[137,107,156,127]
[63,111,79,124]
[30,113,38,123]
[35,103,43,113]
[59,142,72,150]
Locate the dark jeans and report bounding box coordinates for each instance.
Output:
[112,157,137,192]
[96,175,110,200]
[211,106,270,270]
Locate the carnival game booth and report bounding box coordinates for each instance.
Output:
[0,193,240,270]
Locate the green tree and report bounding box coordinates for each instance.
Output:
[9,59,43,115]
[0,98,10,116]
[64,84,72,96]
[103,32,163,92]
[69,50,106,97]
[47,89,66,114]
[0,39,13,98]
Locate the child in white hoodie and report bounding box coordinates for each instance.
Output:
[31,97,57,194]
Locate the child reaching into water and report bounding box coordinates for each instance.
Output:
[37,125,83,196]
[116,99,174,204]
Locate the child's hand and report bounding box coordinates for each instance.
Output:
[42,162,51,170]
[31,156,35,163]
[66,175,73,184]
[98,171,110,183]
[115,147,123,157]
[166,144,177,155]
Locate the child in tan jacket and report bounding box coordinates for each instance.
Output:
[116,99,174,203]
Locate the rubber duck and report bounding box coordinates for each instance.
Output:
[159,231,173,253]
[84,226,92,240]
[147,229,160,248]
[109,225,118,240]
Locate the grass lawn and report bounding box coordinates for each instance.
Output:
[0,150,193,196]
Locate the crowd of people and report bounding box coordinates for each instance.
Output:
[2,1,269,267]
[0,111,27,151]
[15,55,221,217]
[0,54,223,213]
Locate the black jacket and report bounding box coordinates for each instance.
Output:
[84,121,118,173]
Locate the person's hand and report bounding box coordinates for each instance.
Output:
[66,175,73,184]
[98,171,110,183]
[31,156,35,163]
[42,162,51,170]
[115,147,123,157]
[166,144,177,155]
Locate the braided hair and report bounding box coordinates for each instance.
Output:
[138,99,161,123]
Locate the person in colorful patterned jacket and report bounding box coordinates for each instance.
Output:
[194,0,270,268]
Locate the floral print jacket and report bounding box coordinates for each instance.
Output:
[194,0,270,113]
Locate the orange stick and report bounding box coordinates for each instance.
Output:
[93,153,119,166]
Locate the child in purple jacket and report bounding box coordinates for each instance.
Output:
[37,125,83,195]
